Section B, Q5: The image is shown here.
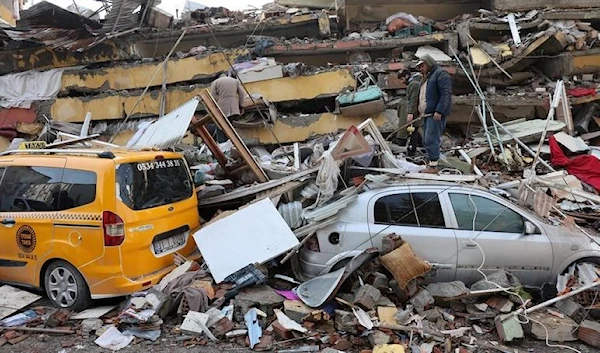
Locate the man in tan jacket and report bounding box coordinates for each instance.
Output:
[209,73,245,142]
[211,73,245,118]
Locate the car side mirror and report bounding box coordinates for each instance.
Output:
[524,221,538,235]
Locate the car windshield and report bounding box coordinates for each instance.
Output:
[116,158,193,210]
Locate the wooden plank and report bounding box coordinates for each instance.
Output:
[200,90,269,183]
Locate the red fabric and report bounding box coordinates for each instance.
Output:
[567,88,597,98]
[549,135,600,191]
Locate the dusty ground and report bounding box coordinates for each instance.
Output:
[1,296,597,353]
[1,334,596,353]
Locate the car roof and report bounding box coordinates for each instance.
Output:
[361,179,490,196]
[0,148,183,164]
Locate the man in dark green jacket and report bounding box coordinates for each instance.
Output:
[396,69,421,148]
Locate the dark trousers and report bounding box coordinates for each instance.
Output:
[422,115,446,162]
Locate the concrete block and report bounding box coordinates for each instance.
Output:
[578,320,600,348]
[408,289,435,314]
[234,285,285,323]
[181,311,209,336]
[368,330,391,347]
[354,284,382,310]
[426,281,469,302]
[368,272,390,291]
[528,311,578,342]
[334,309,359,334]
[494,314,524,343]
[555,298,585,323]
[283,300,312,323]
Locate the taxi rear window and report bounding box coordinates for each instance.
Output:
[116,158,193,211]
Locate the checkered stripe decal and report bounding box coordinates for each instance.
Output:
[0,213,102,221]
[56,214,102,221]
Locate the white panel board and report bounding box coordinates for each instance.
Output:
[193,198,300,283]
[0,285,41,319]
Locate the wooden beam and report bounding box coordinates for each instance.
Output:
[199,90,269,183]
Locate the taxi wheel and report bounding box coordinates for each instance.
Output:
[44,260,91,312]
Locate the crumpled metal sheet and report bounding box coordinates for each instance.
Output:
[127,97,199,150]
[102,0,159,34]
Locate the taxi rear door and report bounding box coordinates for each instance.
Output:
[0,158,66,286]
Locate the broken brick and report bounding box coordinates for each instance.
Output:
[8,334,29,345]
[61,341,75,348]
[271,320,293,340]
[3,331,18,340]
[578,320,600,348]
[211,317,234,338]
[45,308,72,328]
[334,337,353,351]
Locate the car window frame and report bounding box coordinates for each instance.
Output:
[0,165,97,213]
[445,190,539,234]
[368,187,453,229]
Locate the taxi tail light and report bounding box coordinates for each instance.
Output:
[103,211,125,246]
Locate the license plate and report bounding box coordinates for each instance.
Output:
[153,232,187,255]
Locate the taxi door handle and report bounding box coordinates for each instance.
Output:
[1,218,15,226]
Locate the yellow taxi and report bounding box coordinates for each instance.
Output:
[0,147,201,310]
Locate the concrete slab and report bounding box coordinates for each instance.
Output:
[48,69,356,122]
[493,0,598,11]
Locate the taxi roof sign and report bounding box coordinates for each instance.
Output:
[19,141,47,150]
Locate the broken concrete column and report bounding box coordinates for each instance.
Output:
[334,310,359,334]
[578,320,600,348]
[234,285,285,322]
[554,298,585,323]
[354,284,382,310]
[526,311,578,342]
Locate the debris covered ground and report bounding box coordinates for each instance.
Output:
[2,0,600,352]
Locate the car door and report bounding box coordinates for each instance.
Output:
[0,159,66,285]
[448,191,553,286]
[367,187,458,282]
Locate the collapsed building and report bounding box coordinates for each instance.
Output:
[1,0,600,351]
[0,0,598,152]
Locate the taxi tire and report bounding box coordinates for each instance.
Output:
[44,260,92,312]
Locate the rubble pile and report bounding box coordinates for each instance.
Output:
[2,1,600,352]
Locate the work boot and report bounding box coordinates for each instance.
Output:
[420,161,439,174]
[420,166,439,174]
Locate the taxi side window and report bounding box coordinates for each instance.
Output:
[0,167,97,212]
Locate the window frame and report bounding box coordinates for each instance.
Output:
[0,165,97,212]
[447,191,527,234]
[370,188,451,229]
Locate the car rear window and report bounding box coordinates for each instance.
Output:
[116,158,193,211]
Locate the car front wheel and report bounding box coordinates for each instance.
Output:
[44,260,91,312]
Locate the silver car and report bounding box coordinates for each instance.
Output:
[299,181,600,286]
